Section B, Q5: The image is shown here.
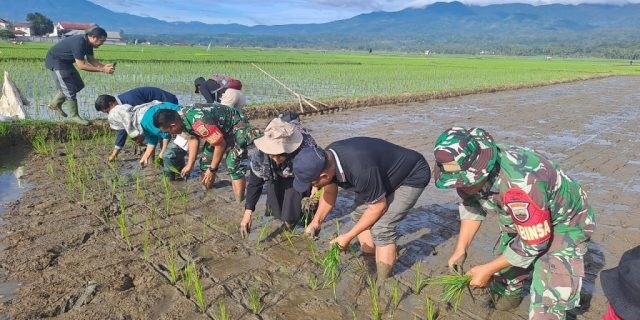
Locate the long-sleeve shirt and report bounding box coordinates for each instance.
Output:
[113,87,178,149]
[457,144,595,268]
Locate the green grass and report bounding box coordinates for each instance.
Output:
[321,244,342,299]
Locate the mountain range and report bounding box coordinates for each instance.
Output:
[2,0,640,56]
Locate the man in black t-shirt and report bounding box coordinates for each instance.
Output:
[45,27,115,125]
[293,137,431,281]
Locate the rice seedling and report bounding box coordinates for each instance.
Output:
[255,223,269,250]
[167,238,178,284]
[308,239,322,265]
[214,299,229,320]
[247,286,263,314]
[46,162,54,176]
[391,280,401,310]
[143,217,151,261]
[181,261,205,312]
[31,131,49,154]
[308,274,318,290]
[321,243,341,299]
[366,274,381,320]
[281,229,296,248]
[162,175,172,215]
[425,295,436,320]
[427,273,472,312]
[414,261,428,294]
[117,192,131,249]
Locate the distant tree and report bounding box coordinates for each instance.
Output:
[0,29,14,39]
[26,12,53,36]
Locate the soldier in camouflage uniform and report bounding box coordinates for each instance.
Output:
[153,102,261,202]
[432,127,595,320]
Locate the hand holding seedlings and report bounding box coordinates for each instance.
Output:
[329,234,352,251]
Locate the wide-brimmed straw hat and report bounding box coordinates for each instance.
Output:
[253,117,303,155]
[601,245,640,320]
[433,127,498,189]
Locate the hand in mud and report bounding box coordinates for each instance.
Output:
[139,156,150,167]
[240,210,252,239]
[201,170,216,188]
[107,153,117,162]
[330,234,352,251]
[304,220,321,238]
[467,264,493,288]
[180,164,193,178]
[448,251,467,274]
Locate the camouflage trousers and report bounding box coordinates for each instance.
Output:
[491,232,586,320]
[200,123,261,180]
[162,141,187,178]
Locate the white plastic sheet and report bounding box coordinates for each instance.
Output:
[0,71,27,120]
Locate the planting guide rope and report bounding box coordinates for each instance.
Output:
[250,63,340,115]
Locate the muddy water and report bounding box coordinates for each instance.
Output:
[0,147,30,319]
[1,76,639,319]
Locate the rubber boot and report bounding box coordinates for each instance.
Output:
[67,100,89,125]
[376,262,394,283]
[493,294,523,311]
[47,92,67,118]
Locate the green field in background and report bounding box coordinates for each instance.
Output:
[1,42,638,119]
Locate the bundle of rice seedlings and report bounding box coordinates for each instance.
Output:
[321,243,342,299]
[428,273,471,312]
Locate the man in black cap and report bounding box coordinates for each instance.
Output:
[600,245,640,320]
[293,137,430,281]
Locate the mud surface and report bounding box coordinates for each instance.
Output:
[1,76,639,319]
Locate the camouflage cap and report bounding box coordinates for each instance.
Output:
[433,127,498,189]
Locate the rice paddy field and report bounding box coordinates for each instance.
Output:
[1,42,638,120]
[2,42,640,320]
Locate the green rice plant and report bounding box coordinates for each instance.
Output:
[80,182,87,204]
[308,274,318,290]
[391,280,401,310]
[247,286,263,314]
[167,238,178,284]
[214,299,229,320]
[143,217,151,261]
[162,175,172,215]
[427,273,472,312]
[31,131,49,154]
[116,208,131,249]
[0,122,10,138]
[68,126,80,148]
[135,174,143,198]
[321,244,341,299]
[255,223,269,250]
[308,239,322,265]
[366,275,381,320]
[414,261,428,294]
[425,295,436,320]
[46,162,54,176]
[182,261,205,312]
[281,229,297,248]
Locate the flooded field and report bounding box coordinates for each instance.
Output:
[1,76,639,319]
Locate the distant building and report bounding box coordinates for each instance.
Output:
[0,18,9,30]
[12,22,32,37]
[63,29,125,45]
[51,21,96,37]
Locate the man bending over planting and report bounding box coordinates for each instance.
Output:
[95,86,178,162]
[293,137,431,281]
[432,127,595,319]
[154,103,261,202]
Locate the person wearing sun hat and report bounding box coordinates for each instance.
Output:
[433,127,596,320]
[240,113,317,238]
[600,245,640,320]
[293,136,431,282]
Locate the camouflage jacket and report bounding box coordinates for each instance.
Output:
[180,103,247,146]
[458,144,596,268]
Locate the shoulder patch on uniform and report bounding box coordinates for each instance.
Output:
[507,202,530,222]
[195,124,210,137]
[503,187,552,246]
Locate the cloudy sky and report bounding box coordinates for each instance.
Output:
[89,0,634,25]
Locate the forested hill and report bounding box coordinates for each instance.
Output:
[2,0,640,58]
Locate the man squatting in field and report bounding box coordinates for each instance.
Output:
[241,113,317,238]
[105,100,199,179]
[153,103,261,202]
[293,137,431,281]
[95,86,178,162]
[432,127,595,319]
[45,27,115,125]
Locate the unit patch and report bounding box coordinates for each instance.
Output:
[503,187,552,246]
[507,202,530,222]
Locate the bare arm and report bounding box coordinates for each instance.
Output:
[307,183,338,230]
[448,219,483,271]
[202,139,227,185]
[158,138,170,159]
[181,136,199,177]
[75,57,113,73]
[344,198,387,241]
